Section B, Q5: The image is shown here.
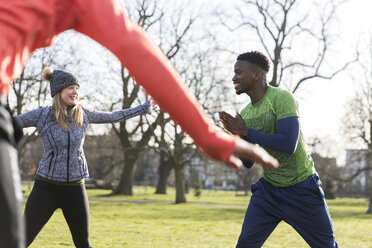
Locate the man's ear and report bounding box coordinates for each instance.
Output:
[253,71,262,81]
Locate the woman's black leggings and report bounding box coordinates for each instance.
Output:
[24,179,93,248]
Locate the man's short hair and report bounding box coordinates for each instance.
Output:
[237,51,270,73]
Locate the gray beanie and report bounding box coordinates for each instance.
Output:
[42,67,80,97]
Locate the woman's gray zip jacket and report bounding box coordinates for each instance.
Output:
[14,101,151,182]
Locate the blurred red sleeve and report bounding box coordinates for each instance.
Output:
[0,0,236,162]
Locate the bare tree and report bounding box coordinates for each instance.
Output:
[84,0,197,195]
[340,37,372,213]
[151,43,235,203]
[154,112,173,194]
[219,0,357,93]
[159,126,196,203]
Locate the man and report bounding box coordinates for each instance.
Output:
[0,1,278,247]
[219,51,338,248]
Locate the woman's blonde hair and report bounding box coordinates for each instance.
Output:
[52,93,83,131]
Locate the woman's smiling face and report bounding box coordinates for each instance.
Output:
[60,85,79,106]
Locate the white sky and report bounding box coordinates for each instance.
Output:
[296,0,371,150]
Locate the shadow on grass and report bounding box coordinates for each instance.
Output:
[134,206,245,222]
[90,201,246,222]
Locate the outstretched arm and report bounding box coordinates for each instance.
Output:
[13,107,44,128]
[85,101,151,124]
[0,0,278,169]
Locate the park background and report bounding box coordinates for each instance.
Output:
[9,0,372,247]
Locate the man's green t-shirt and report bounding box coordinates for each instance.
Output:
[240,86,314,187]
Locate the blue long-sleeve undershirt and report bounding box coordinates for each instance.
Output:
[241,116,300,169]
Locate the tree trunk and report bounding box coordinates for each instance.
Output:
[114,154,137,195]
[155,158,172,194]
[366,175,372,213]
[174,165,186,203]
[367,198,372,214]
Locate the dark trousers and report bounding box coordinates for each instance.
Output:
[236,174,338,248]
[0,98,25,248]
[24,179,93,248]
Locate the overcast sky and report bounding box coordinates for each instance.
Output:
[294,0,371,157]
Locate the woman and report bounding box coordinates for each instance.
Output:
[14,67,154,248]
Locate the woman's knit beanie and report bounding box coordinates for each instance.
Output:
[42,67,79,97]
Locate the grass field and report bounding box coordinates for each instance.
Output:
[22,184,372,248]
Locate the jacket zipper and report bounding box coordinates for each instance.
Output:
[67,131,70,182]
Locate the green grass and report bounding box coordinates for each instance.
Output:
[86,186,253,206]
[22,184,372,248]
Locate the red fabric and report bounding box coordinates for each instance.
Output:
[0,0,236,162]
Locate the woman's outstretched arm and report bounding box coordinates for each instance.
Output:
[85,101,151,124]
